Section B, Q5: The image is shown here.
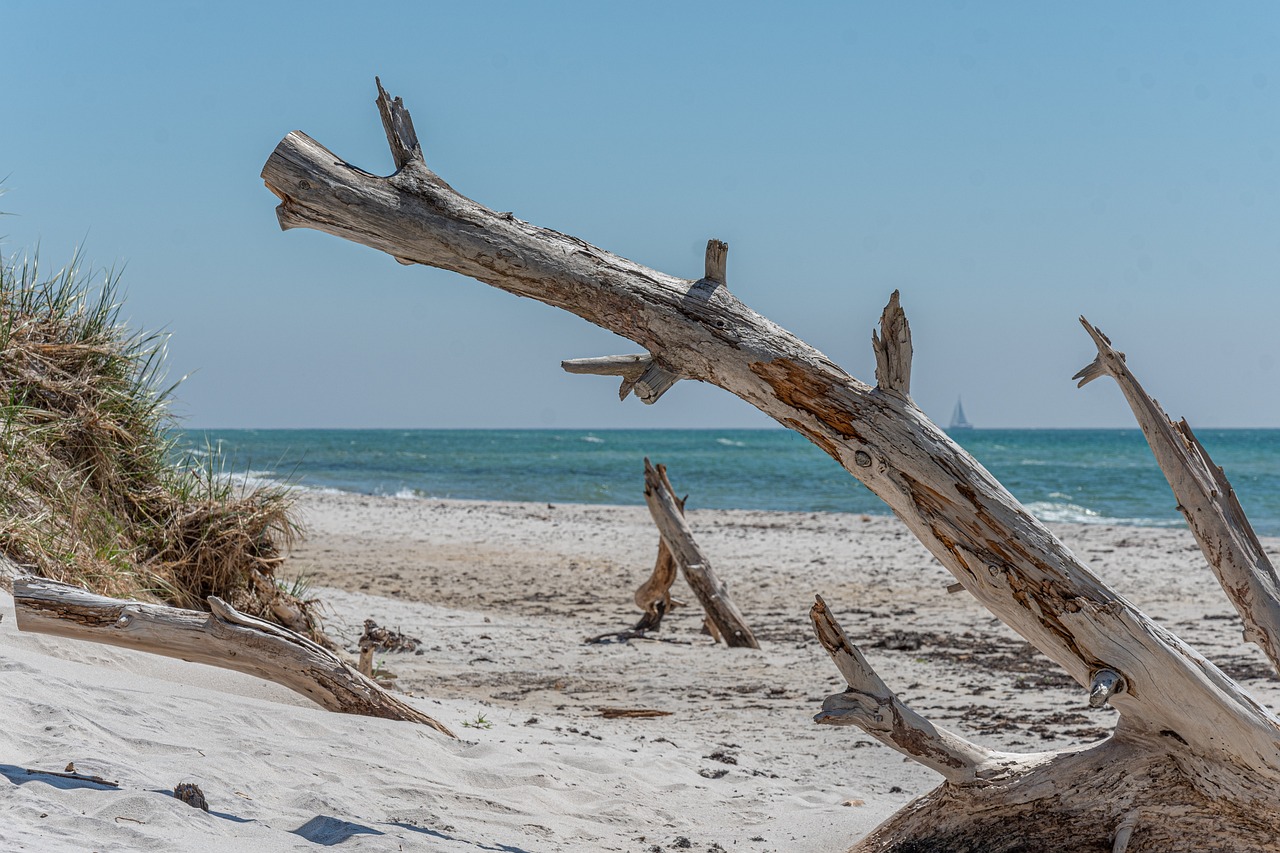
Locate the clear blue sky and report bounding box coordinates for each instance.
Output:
[3,2,1278,429]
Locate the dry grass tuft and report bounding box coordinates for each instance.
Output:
[0,251,327,643]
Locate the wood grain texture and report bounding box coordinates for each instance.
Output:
[871,290,911,397]
[1076,317,1280,675]
[375,76,422,171]
[560,354,651,380]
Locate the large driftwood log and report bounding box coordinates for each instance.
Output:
[260,80,1280,850]
[13,577,455,737]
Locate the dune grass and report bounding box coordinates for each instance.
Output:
[0,251,325,641]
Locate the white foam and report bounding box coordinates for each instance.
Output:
[1026,500,1182,528]
[296,484,349,496]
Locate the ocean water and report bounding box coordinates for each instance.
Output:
[174,428,1280,537]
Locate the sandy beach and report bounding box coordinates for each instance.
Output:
[4,491,1278,852]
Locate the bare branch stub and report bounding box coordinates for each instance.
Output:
[375,75,423,170]
[562,353,650,400]
[1089,669,1126,708]
[872,290,912,397]
[561,353,681,403]
[1112,809,1142,853]
[632,362,681,404]
[704,239,728,285]
[561,354,652,380]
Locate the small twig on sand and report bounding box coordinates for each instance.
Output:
[26,767,118,787]
[584,629,693,645]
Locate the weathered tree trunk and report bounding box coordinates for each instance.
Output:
[13,577,455,737]
[642,459,758,648]
[259,79,1280,850]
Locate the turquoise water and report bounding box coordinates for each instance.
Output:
[175,428,1280,536]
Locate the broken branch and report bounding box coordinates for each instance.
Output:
[810,595,1020,783]
[1076,318,1280,674]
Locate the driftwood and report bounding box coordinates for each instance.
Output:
[598,707,673,719]
[260,80,1280,850]
[642,459,758,648]
[584,459,757,647]
[586,462,688,644]
[26,766,118,788]
[13,577,455,737]
[632,462,685,633]
[1074,318,1280,674]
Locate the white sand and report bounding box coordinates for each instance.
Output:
[3,492,1277,852]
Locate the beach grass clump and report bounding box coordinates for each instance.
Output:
[0,251,324,640]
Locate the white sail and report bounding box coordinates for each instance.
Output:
[949,397,973,431]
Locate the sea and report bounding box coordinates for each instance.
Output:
[173,428,1280,537]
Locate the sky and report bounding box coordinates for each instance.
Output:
[2,1,1278,429]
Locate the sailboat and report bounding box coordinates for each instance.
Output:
[949,397,974,431]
